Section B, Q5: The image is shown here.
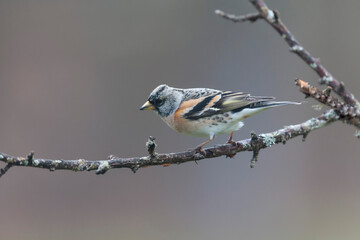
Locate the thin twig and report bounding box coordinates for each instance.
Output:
[214,10,261,23]
[0,163,13,178]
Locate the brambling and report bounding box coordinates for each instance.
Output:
[140,84,300,151]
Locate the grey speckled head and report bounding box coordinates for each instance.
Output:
[147,84,184,117]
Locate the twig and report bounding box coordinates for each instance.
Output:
[214,10,261,23]
[0,110,340,174]
[0,163,13,178]
[250,132,261,168]
[295,79,360,118]
[216,0,360,109]
[295,79,360,129]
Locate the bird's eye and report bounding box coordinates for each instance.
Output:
[156,98,165,106]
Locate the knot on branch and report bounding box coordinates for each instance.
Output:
[322,86,332,97]
[339,81,346,95]
[146,136,157,159]
[75,159,87,171]
[27,151,34,165]
[320,75,333,85]
[193,152,205,162]
[290,45,304,53]
[130,165,140,173]
[96,161,110,175]
[279,135,287,144]
[108,155,117,160]
[250,132,261,168]
[13,151,35,167]
[302,132,309,142]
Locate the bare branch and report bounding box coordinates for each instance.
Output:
[0,110,340,173]
[216,0,360,109]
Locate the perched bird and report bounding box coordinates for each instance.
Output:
[140,84,300,151]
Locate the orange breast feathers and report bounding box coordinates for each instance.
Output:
[163,94,221,133]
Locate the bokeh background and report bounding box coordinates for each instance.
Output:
[0,0,359,239]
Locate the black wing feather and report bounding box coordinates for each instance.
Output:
[184,91,275,120]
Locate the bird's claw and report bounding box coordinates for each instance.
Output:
[193,146,206,156]
[225,136,237,158]
[226,139,237,146]
[190,146,206,162]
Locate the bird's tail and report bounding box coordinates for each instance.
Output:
[256,100,302,109]
[231,100,301,120]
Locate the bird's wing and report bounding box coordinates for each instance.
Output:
[182,91,275,120]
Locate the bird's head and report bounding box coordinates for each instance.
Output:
[140,84,183,117]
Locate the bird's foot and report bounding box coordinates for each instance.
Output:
[189,138,214,163]
[226,133,237,158]
[193,146,206,156]
[189,146,206,164]
[226,132,236,146]
[226,139,237,146]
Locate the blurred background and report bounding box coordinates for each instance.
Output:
[0,0,359,239]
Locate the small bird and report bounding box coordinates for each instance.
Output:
[140,84,300,151]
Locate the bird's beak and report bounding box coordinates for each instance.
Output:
[140,101,155,110]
